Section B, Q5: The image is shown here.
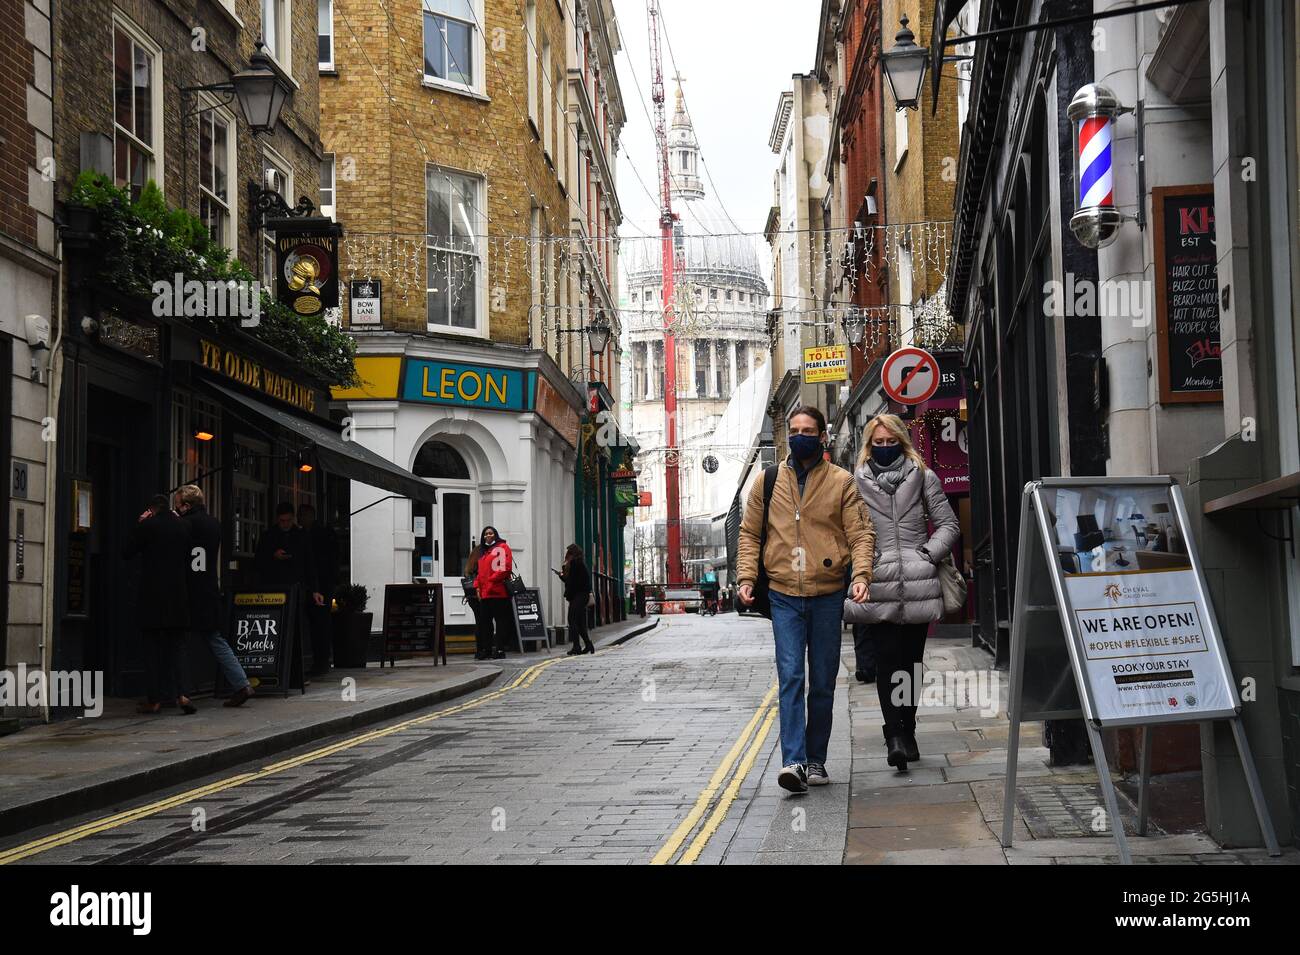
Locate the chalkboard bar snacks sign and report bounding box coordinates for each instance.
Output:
[511,588,548,652]
[229,590,301,695]
[382,583,446,665]
[1153,185,1223,404]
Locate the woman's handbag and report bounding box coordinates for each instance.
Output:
[921,494,967,615]
[587,592,596,608]
[505,571,528,596]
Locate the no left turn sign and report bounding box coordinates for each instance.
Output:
[881,347,940,405]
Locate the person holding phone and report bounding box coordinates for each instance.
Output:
[559,544,594,656]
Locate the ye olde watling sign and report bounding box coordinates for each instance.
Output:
[200,339,319,414]
[273,224,340,319]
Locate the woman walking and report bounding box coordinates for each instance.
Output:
[560,544,595,656]
[472,526,514,660]
[844,414,959,771]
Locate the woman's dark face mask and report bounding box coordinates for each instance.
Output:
[871,443,904,466]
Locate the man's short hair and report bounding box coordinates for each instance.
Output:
[787,405,827,434]
[177,484,204,507]
[148,494,170,513]
[276,501,295,517]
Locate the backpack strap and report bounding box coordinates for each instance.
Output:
[759,465,779,548]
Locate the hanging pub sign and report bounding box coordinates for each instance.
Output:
[998,477,1279,864]
[349,278,382,327]
[271,220,341,319]
[1153,185,1222,403]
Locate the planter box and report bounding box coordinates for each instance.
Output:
[331,611,373,668]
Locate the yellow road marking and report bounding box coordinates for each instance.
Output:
[678,704,778,864]
[0,653,580,865]
[650,683,777,866]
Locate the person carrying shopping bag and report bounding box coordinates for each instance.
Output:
[843,414,960,772]
[559,544,595,656]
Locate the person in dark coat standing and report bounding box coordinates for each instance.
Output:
[122,494,194,714]
[471,526,513,660]
[559,543,594,656]
[176,484,252,706]
[255,502,324,676]
[299,503,338,675]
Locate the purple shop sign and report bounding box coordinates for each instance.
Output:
[909,396,969,494]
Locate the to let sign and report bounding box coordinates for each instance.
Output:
[1153,185,1222,403]
[803,344,848,383]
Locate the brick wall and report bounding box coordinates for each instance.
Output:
[53,0,323,277]
[0,0,39,247]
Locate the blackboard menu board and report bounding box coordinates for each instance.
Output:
[229,589,299,694]
[511,588,548,651]
[382,583,446,665]
[1154,185,1223,404]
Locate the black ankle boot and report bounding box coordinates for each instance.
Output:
[903,734,920,762]
[886,735,910,771]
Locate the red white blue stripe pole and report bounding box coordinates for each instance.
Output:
[1067,83,1127,249]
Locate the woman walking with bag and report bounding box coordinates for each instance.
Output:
[472,526,514,660]
[560,544,595,656]
[844,414,961,771]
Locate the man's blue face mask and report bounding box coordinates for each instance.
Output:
[789,433,823,461]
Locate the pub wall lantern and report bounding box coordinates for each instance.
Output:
[882,16,929,111]
[1067,83,1132,249]
[182,40,293,135]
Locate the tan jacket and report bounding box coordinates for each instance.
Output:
[736,460,875,597]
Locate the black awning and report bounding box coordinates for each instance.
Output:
[203,381,436,504]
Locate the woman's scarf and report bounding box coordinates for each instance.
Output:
[867,455,910,495]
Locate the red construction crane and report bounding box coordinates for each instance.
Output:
[647,0,684,585]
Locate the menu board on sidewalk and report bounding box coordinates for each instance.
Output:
[229,589,300,694]
[511,588,548,651]
[1153,185,1223,404]
[382,583,445,665]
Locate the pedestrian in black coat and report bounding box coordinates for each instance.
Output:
[559,543,594,656]
[299,503,338,675]
[255,503,323,601]
[122,494,194,713]
[176,485,252,706]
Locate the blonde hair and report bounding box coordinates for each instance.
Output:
[177,484,205,507]
[857,414,927,471]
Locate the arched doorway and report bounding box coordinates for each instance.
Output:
[412,439,479,629]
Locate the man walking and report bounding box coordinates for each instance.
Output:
[176,485,253,706]
[736,407,875,793]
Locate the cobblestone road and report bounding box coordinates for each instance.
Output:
[4,614,821,865]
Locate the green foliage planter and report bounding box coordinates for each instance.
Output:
[68,172,359,388]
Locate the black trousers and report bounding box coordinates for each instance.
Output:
[476,597,515,654]
[870,621,930,737]
[308,589,333,674]
[852,623,876,676]
[143,627,188,704]
[567,597,592,649]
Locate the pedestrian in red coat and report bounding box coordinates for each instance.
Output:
[472,526,514,659]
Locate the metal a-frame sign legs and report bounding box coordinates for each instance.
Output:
[1000,478,1280,864]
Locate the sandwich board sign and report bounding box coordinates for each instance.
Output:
[1001,476,1279,863]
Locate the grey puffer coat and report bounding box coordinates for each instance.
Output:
[843,460,960,625]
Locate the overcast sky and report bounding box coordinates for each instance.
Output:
[611,0,821,246]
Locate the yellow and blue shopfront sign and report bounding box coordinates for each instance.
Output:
[401,359,529,411]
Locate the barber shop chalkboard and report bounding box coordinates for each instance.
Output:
[511,588,548,652]
[382,583,446,666]
[1153,185,1223,404]
[228,589,302,695]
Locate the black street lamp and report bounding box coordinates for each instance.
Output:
[182,41,293,134]
[881,16,930,111]
[841,308,867,348]
[554,313,615,356]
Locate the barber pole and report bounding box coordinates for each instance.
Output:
[1067,83,1127,248]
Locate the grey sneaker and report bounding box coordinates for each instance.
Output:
[806,762,829,785]
[778,764,808,793]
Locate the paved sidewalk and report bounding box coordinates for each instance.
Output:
[844,635,1300,865]
[0,615,656,837]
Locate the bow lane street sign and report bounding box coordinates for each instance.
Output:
[882,346,941,405]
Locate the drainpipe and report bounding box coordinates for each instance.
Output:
[40,236,65,723]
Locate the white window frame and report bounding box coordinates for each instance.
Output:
[260,147,294,290]
[526,1,538,125]
[319,153,336,220]
[261,0,293,75]
[197,95,238,257]
[425,163,487,336]
[111,13,164,199]
[318,0,335,71]
[422,0,486,97]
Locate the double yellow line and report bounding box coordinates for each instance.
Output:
[0,654,576,865]
[651,683,778,865]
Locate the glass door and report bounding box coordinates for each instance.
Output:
[437,489,477,629]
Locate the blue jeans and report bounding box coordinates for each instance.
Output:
[769,588,845,767]
[203,630,250,692]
